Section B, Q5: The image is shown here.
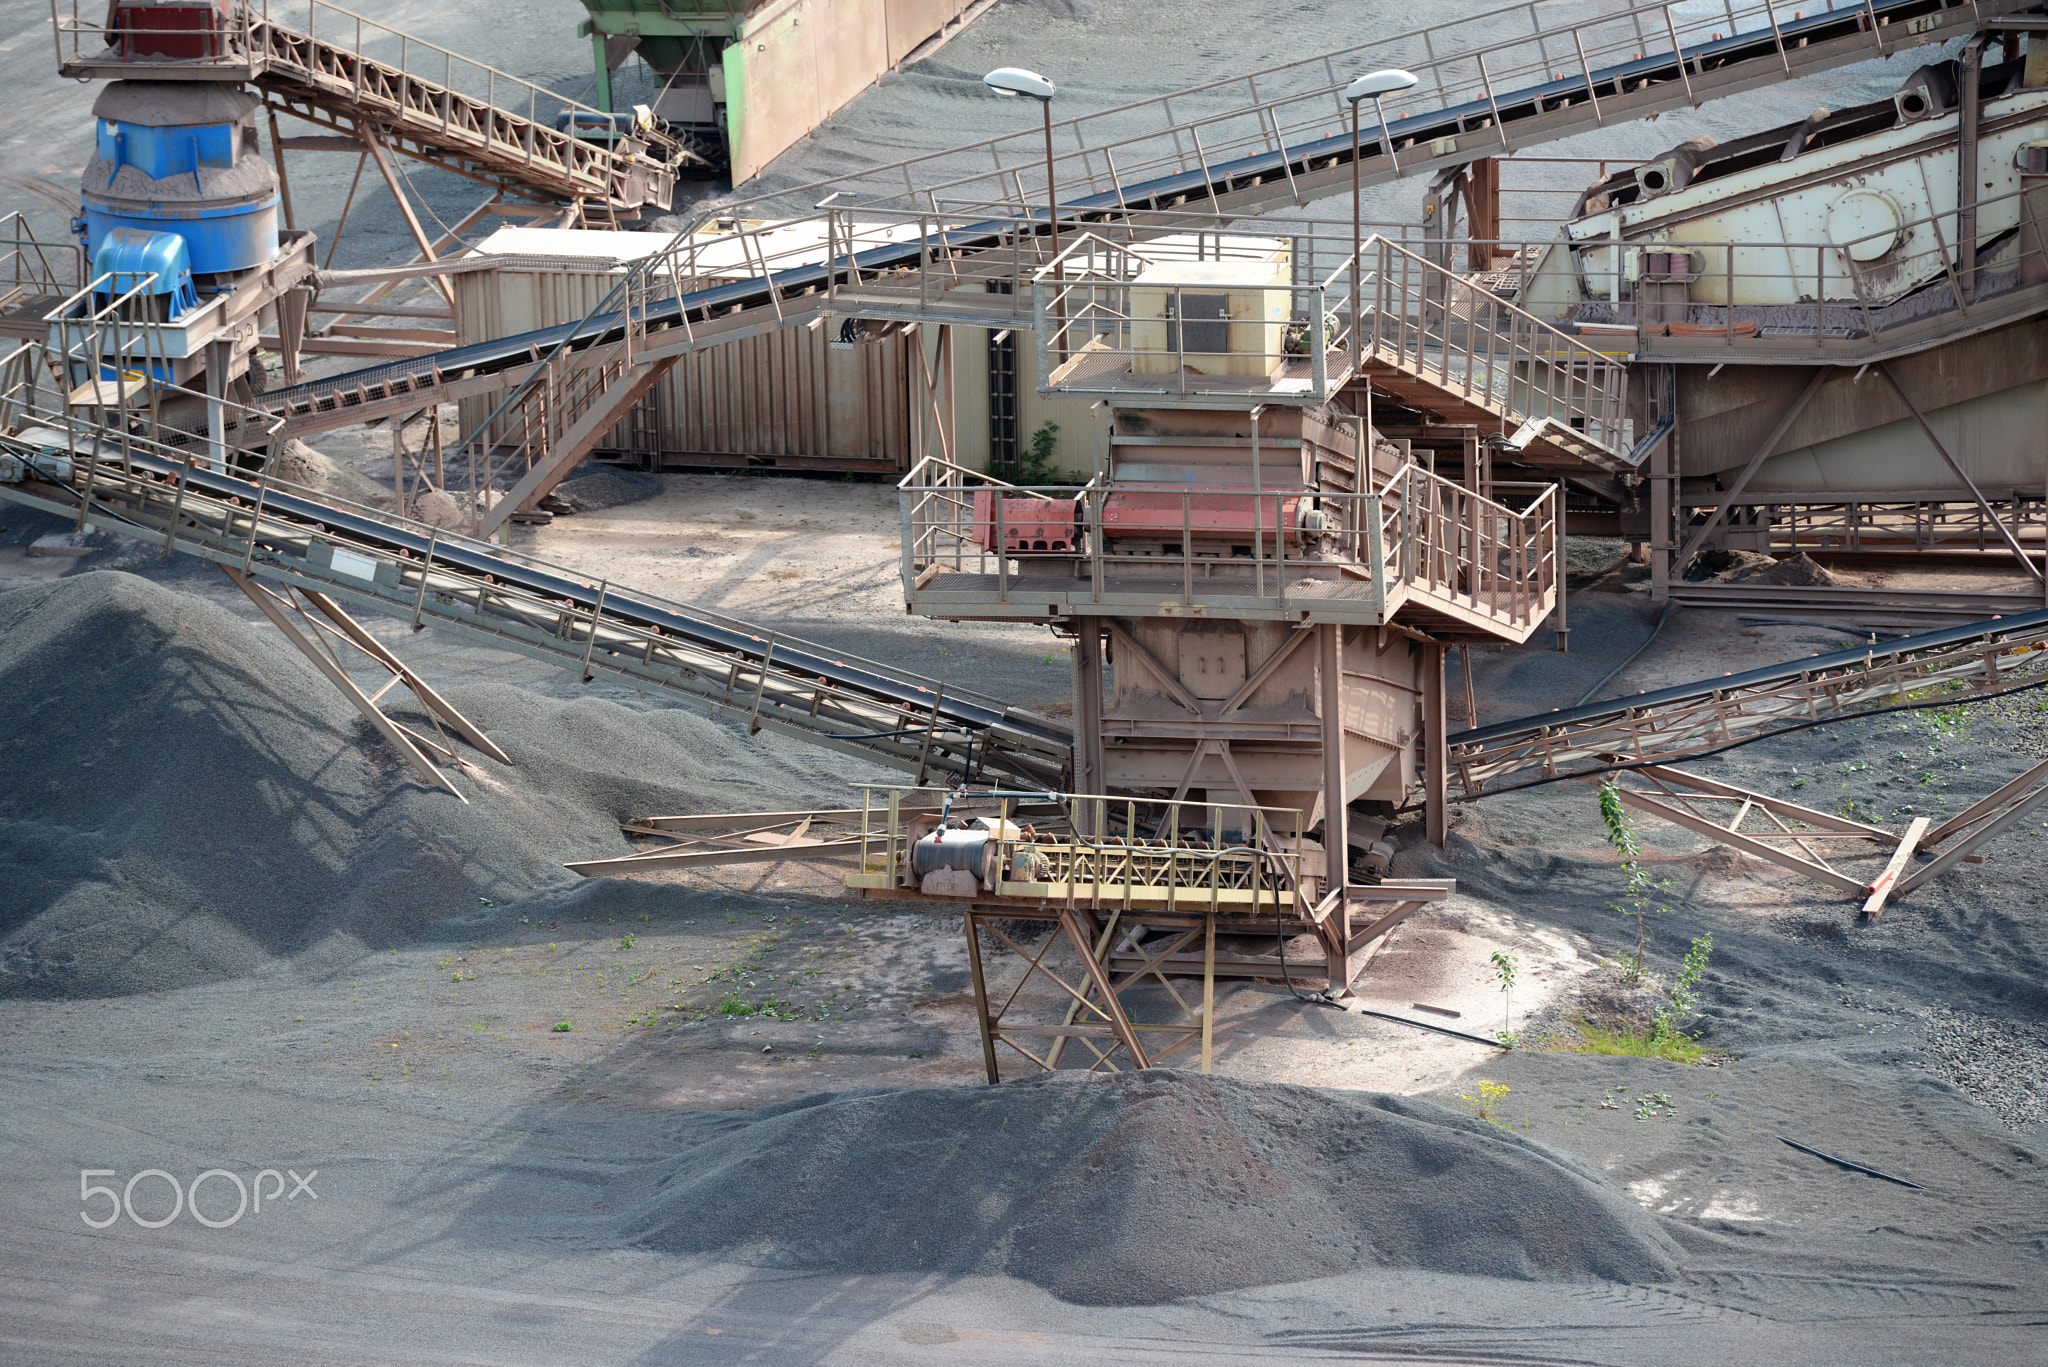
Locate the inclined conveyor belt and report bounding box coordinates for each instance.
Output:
[263,0,2035,419]
[0,435,1072,791]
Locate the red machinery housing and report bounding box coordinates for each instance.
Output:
[1105,491,1310,557]
[971,489,1078,553]
[970,486,1324,557]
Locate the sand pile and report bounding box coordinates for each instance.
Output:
[0,573,871,999]
[267,437,393,507]
[625,1070,1682,1304]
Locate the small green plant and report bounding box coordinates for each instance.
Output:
[618,934,637,949]
[1018,421,1061,483]
[1566,1019,1712,1063]
[1598,778,1669,981]
[552,1020,572,1032]
[1634,1091,1676,1121]
[1490,949,1520,1045]
[1654,933,1714,1043]
[1461,1079,1511,1126]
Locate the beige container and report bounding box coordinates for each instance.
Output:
[1129,253,1293,379]
[454,225,913,470]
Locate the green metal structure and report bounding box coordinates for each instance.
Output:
[576,0,739,170]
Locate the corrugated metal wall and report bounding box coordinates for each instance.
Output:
[454,263,912,469]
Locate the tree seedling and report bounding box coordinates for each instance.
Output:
[1653,934,1714,1043]
[1598,778,1669,982]
[1490,949,1520,1046]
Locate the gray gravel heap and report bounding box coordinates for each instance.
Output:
[625,1069,1683,1305]
[0,572,866,1000]
[1924,1006,2048,1128]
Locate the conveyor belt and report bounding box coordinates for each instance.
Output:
[258,0,2034,435]
[1446,608,2048,797]
[55,0,681,211]
[0,431,1072,791]
[769,0,2040,221]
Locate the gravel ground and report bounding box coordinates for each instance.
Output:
[3,3,2046,1360]
[3,508,2046,1364]
[1924,1006,2048,1128]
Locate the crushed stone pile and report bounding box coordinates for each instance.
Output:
[548,463,663,514]
[1687,549,1836,586]
[624,1070,1683,1304]
[0,572,872,999]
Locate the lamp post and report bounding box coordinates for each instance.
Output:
[983,67,1060,264]
[985,67,1062,369]
[1341,69,1418,368]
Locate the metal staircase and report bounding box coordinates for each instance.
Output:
[1356,237,1634,470]
[50,0,681,212]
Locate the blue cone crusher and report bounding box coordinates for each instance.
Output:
[77,79,281,318]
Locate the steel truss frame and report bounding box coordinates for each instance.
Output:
[222,565,506,800]
[1585,756,2048,916]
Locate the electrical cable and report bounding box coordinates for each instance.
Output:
[1573,598,1672,708]
[1261,833,1343,1009]
[1410,667,2048,809]
[1348,1007,1505,1048]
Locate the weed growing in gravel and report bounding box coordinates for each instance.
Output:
[552,1020,572,1032]
[1598,778,1668,981]
[717,992,796,1019]
[1461,1079,1511,1125]
[1565,1020,1712,1063]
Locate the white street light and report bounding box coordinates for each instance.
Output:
[1343,69,1418,366]
[983,67,1055,101]
[984,67,1060,263]
[986,67,1064,378]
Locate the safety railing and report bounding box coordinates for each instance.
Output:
[735,0,2010,224]
[1375,467,1561,633]
[42,272,287,469]
[0,213,81,297]
[848,785,1316,910]
[1364,234,1630,455]
[50,0,680,206]
[898,454,1559,634]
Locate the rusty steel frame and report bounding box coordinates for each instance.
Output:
[1584,764,1910,898]
[1587,755,2045,914]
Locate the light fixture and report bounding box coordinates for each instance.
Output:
[1342,69,1420,368]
